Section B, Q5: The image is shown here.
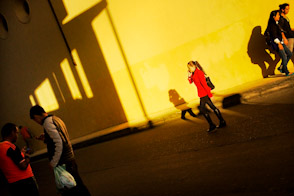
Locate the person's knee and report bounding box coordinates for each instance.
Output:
[199,106,207,114]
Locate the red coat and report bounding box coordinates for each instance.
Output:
[0,141,34,183]
[188,68,212,98]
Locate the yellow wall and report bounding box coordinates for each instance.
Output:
[75,0,293,119]
[0,0,293,149]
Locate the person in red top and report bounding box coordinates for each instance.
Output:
[187,61,226,132]
[19,125,33,154]
[0,123,39,196]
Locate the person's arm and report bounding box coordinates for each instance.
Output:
[7,147,30,170]
[274,32,288,50]
[197,70,211,93]
[35,133,45,141]
[271,24,284,50]
[281,32,288,46]
[44,118,63,168]
[188,71,194,84]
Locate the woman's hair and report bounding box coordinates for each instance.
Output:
[267,10,280,27]
[279,3,289,11]
[187,61,206,74]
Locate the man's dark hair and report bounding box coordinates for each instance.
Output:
[1,123,17,139]
[30,105,46,119]
[279,3,289,11]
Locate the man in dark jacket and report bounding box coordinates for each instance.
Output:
[30,105,91,196]
[279,3,294,52]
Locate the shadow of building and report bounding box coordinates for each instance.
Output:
[0,0,128,143]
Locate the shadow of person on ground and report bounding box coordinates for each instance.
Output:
[168,89,197,120]
[247,26,280,78]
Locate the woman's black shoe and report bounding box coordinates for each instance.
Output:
[207,124,216,132]
[217,120,226,128]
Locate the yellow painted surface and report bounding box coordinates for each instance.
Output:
[34,78,59,112]
[81,0,293,117]
[72,49,94,99]
[92,9,146,124]
[62,0,101,24]
[60,58,82,100]
[29,95,36,106]
[1,0,293,144]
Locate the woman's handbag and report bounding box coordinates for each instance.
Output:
[54,165,77,191]
[205,76,215,90]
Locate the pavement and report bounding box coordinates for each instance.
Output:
[30,74,294,162]
[1,74,293,196]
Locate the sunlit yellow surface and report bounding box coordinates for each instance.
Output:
[62,0,101,24]
[72,49,93,99]
[59,0,293,121]
[60,58,82,100]
[52,72,66,103]
[92,9,146,125]
[29,95,36,106]
[34,78,59,112]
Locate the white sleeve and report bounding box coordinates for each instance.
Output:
[274,38,281,44]
[44,117,63,167]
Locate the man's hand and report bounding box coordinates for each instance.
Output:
[35,133,45,141]
[21,146,27,154]
[48,163,54,170]
[188,71,192,77]
[281,32,288,46]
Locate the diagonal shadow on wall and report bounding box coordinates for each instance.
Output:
[4,0,129,141]
[45,0,128,138]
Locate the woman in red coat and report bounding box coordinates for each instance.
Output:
[187,61,226,132]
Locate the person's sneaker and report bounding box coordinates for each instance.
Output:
[286,72,294,76]
[181,116,186,120]
[217,120,227,128]
[207,124,217,132]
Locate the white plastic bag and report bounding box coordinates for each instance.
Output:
[54,165,77,190]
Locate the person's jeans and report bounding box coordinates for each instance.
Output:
[278,44,292,75]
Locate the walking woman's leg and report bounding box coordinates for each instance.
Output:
[181,110,186,119]
[200,96,216,132]
[206,97,226,128]
[187,108,197,117]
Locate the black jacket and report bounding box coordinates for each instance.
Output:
[267,22,283,42]
[279,16,294,38]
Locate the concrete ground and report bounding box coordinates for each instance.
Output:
[1,75,294,196]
